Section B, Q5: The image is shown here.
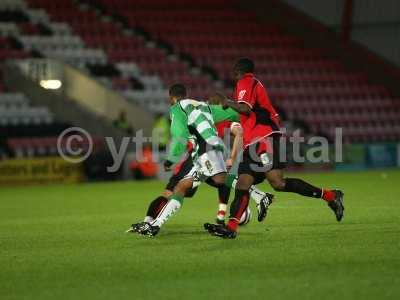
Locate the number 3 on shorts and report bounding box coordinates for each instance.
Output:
[205,160,213,173]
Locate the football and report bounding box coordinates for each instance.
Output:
[239,207,252,226]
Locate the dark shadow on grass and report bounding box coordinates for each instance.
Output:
[160,230,206,237]
[155,226,265,238]
[124,228,265,240]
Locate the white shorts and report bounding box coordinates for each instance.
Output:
[184,150,227,187]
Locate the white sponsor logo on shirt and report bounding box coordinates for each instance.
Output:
[238,89,246,100]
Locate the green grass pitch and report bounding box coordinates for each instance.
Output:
[1,169,400,300]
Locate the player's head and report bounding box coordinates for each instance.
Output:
[233,58,255,80]
[208,93,224,105]
[169,83,187,104]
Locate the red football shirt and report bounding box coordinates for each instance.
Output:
[216,120,232,138]
[234,73,281,147]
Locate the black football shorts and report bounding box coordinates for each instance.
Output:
[238,134,285,184]
[165,155,198,197]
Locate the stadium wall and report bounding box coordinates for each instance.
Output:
[62,64,154,136]
[282,0,400,67]
[282,0,344,29]
[3,61,126,139]
[352,0,400,67]
[0,156,84,185]
[336,143,400,170]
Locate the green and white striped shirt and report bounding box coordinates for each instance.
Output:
[167,99,225,163]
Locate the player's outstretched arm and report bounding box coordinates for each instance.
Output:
[209,104,239,123]
[226,123,243,169]
[223,99,251,115]
[215,92,251,115]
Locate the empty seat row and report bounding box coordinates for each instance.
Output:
[24,8,49,23]
[7,136,104,158]
[20,35,84,50]
[0,22,20,35]
[0,93,29,105]
[0,108,53,125]
[116,62,141,78]
[0,0,26,10]
[41,48,107,65]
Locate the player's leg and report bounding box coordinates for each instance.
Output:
[150,177,193,227]
[216,184,230,224]
[144,184,198,223]
[140,152,207,236]
[128,154,199,235]
[143,189,172,223]
[265,169,344,221]
[260,134,344,221]
[141,160,190,224]
[210,172,231,224]
[226,173,254,231]
[127,187,172,233]
[205,177,231,224]
[134,177,195,237]
[224,173,274,222]
[205,146,263,238]
[205,173,254,239]
[195,149,229,222]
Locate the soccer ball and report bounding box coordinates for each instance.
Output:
[239,207,252,226]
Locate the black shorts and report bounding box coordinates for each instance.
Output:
[165,155,198,197]
[238,134,285,184]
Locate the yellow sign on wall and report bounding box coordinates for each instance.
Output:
[0,157,84,185]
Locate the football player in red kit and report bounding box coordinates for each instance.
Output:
[205,58,344,238]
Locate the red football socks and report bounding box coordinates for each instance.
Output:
[227,219,239,231]
[322,189,336,202]
[227,189,250,231]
